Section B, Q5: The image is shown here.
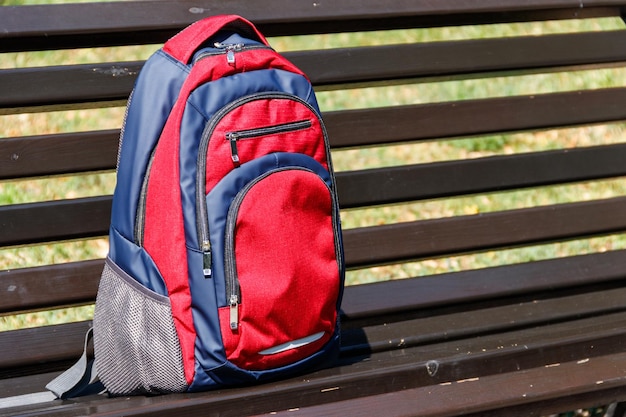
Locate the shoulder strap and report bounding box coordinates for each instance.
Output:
[46,328,106,399]
[163,15,269,64]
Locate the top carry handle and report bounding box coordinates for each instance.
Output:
[162,15,270,64]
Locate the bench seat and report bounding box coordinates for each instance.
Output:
[1,1,626,416]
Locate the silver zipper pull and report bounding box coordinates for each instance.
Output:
[227,132,241,167]
[229,294,239,330]
[226,50,235,64]
[214,42,243,65]
[202,240,212,278]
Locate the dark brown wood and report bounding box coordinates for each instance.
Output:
[4,310,626,416]
[341,249,626,319]
[1,1,624,52]
[12,256,626,373]
[0,372,60,399]
[337,143,626,209]
[327,87,626,149]
[4,247,626,320]
[343,285,626,357]
[265,352,626,417]
[0,64,140,115]
[291,30,626,90]
[3,2,626,416]
[5,87,626,180]
[0,260,102,314]
[343,197,626,268]
[0,197,112,247]
[4,31,626,114]
[0,321,92,376]
[4,195,626,265]
[0,131,119,181]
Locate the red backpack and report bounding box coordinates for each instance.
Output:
[47,15,345,397]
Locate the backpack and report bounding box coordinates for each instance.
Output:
[47,14,344,397]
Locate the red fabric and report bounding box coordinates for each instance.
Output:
[163,15,270,64]
[143,78,196,384]
[205,97,328,192]
[218,170,339,370]
[144,39,314,382]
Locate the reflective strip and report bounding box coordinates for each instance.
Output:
[259,332,325,355]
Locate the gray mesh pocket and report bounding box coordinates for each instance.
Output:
[93,257,188,395]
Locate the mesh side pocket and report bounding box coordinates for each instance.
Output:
[93,258,188,395]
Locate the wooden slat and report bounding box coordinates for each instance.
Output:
[8,255,626,369]
[1,0,624,52]
[4,88,626,180]
[341,249,626,320]
[3,280,626,381]
[343,197,626,268]
[327,87,626,149]
[265,352,626,417]
[0,372,59,399]
[3,30,626,114]
[0,321,92,378]
[338,143,626,209]
[290,30,626,90]
[4,243,625,318]
[4,310,626,416]
[0,131,119,181]
[3,195,626,262]
[2,3,626,416]
[345,286,626,356]
[0,260,102,315]
[0,64,139,115]
[0,197,111,247]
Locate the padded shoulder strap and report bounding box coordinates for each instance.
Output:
[46,328,106,399]
[163,15,269,64]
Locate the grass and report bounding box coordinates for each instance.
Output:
[1,14,626,329]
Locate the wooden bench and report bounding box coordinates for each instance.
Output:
[2,1,626,415]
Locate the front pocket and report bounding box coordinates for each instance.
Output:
[93,257,187,395]
[205,153,341,371]
[196,93,331,276]
[226,119,313,167]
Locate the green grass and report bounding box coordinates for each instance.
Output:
[1,15,626,329]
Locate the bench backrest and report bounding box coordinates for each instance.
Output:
[1,1,626,377]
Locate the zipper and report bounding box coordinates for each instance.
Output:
[194,42,271,66]
[117,89,135,169]
[223,167,334,331]
[196,93,324,279]
[223,171,272,329]
[215,42,242,65]
[134,144,157,245]
[226,120,312,167]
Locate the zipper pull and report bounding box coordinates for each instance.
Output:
[229,294,239,330]
[214,42,243,65]
[227,132,241,167]
[226,50,236,65]
[202,240,212,278]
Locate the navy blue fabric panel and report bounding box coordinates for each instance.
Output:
[178,104,205,251]
[111,50,189,242]
[186,68,314,122]
[187,363,222,392]
[185,248,227,377]
[188,324,341,390]
[108,226,168,296]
